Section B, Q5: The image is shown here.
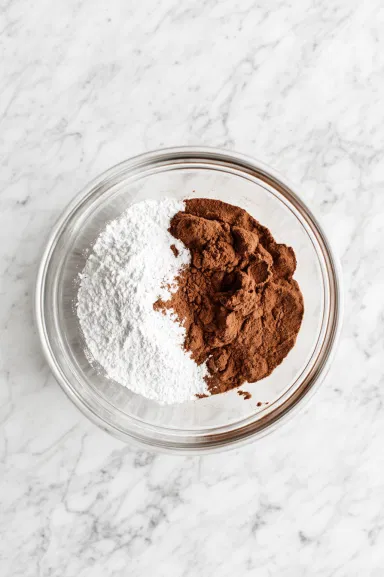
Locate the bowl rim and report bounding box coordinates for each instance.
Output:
[35,146,343,453]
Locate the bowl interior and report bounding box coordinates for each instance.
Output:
[42,159,326,437]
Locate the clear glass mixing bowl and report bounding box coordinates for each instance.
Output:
[35,147,342,453]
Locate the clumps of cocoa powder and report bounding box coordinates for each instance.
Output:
[170,244,179,257]
[155,199,304,397]
[238,390,252,400]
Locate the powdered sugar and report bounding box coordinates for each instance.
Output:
[76,198,209,405]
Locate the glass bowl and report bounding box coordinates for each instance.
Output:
[35,147,342,453]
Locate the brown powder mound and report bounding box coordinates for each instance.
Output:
[155,198,304,396]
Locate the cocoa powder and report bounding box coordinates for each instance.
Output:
[238,390,252,400]
[155,199,304,396]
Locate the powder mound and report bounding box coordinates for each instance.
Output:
[155,198,304,395]
[77,198,209,405]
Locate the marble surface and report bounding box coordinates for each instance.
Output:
[2,0,384,574]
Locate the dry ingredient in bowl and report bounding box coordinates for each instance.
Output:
[156,199,304,396]
[77,197,304,406]
[77,199,209,405]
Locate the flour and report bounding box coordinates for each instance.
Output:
[76,198,209,405]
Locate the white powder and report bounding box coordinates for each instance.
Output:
[76,198,209,405]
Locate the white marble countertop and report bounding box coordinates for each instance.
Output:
[2,1,384,575]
